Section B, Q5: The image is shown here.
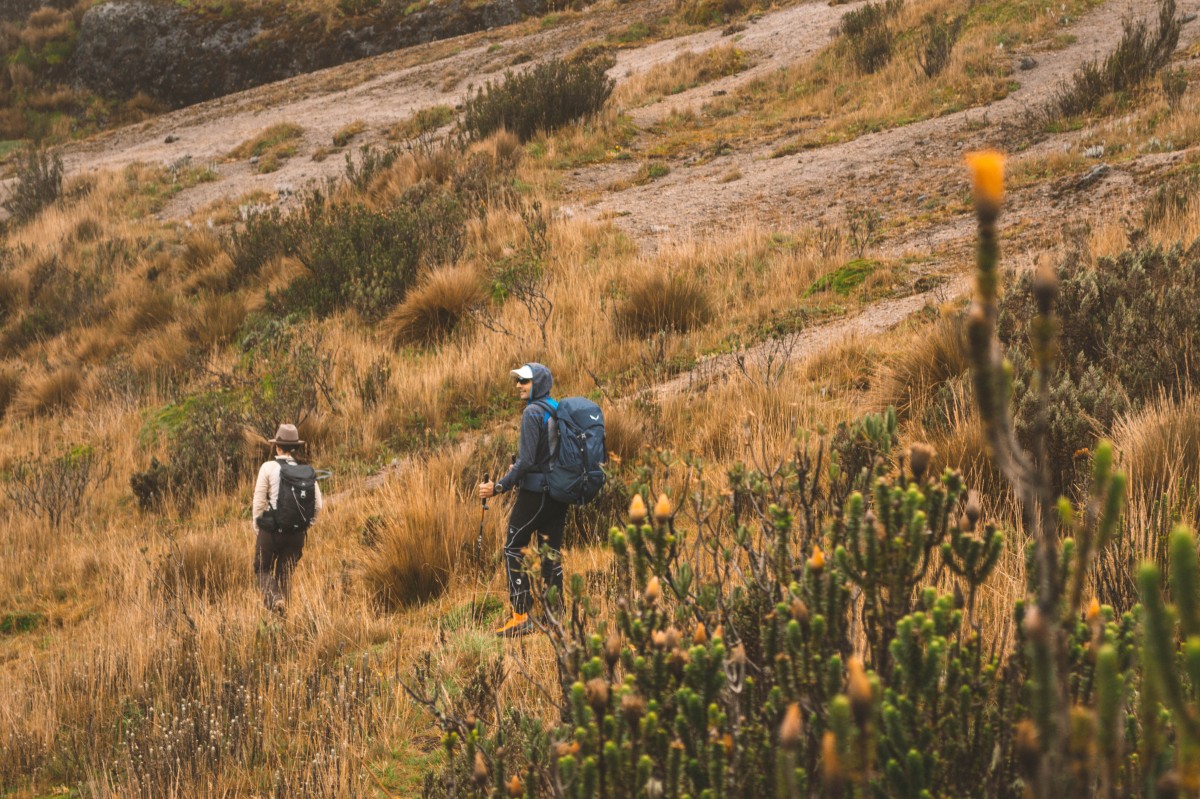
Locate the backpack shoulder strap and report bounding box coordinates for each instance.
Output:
[532,397,559,424]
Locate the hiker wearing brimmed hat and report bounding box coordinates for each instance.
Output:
[252,423,323,614]
[478,363,568,637]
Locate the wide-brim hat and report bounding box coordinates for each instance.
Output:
[511,364,534,380]
[269,423,304,445]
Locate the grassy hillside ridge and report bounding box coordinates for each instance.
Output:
[3,0,1200,795]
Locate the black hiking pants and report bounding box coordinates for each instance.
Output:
[504,489,568,614]
[254,528,305,608]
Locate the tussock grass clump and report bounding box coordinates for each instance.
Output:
[603,405,647,465]
[1112,393,1200,506]
[873,312,967,423]
[460,55,615,142]
[380,264,481,346]
[14,367,82,417]
[157,535,244,601]
[1045,0,1181,121]
[118,288,175,336]
[357,450,480,609]
[612,269,713,337]
[386,104,454,142]
[228,122,305,173]
[331,119,365,147]
[182,294,247,349]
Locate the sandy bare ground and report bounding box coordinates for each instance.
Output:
[47,0,866,221]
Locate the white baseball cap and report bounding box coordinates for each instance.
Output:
[511,364,534,380]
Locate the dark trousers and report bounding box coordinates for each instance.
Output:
[504,489,568,614]
[254,528,305,608]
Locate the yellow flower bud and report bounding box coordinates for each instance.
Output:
[473,751,488,786]
[507,775,523,797]
[629,493,647,524]
[693,622,708,646]
[779,702,803,750]
[809,545,826,572]
[1086,597,1101,623]
[654,493,673,521]
[847,656,872,727]
[645,576,662,604]
[965,149,1006,208]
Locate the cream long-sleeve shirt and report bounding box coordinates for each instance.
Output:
[252,457,324,533]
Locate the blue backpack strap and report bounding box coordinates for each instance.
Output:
[534,396,559,424]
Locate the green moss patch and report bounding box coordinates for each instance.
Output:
[806,258,876,296]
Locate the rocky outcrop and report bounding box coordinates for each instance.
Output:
[71,0,558,108]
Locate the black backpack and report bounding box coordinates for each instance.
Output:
[535,397,606,505]
[273,458,318,534]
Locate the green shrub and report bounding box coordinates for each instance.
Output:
[460,55,615,142]
[998,237,1200,490]
[2,147,62,224]
[915,12,964,78]
[139,389,248,504]
[272,184,464,322]
[1044,0,1180,121]
[839,0,903,74]
[4,446,109,528]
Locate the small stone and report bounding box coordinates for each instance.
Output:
[249,156,259,164]
[1075,164,1110,190]
[1019,56,1038,70]
[164,134,179,143]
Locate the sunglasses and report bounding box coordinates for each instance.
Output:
[515,378,532,385]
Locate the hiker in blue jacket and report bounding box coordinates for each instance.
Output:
[478,362,568,637]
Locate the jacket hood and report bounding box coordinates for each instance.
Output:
[525,362,553,401]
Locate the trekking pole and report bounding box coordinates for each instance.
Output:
[475,473,489,565]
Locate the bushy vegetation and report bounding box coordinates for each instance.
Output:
[460,54,615,142]
[839,0,903,74]
[914,11,964,79]
[998,235,1200,492]
[1044,0,1180,121]
[131,320,334,508]
[2,146,63,224]
[408,157,1199,799]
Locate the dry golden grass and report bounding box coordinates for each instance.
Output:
[356,444,489,609]
[872,311,968,423]
[612,266,713,337]
[1112,392,1200,507]
[612,44,748,108]
[181,293,248,349]
[4,6,1193,788]
[0,363,21,421]
[228,122,305,173]
[380,263,483,346]
[13,367,83,418]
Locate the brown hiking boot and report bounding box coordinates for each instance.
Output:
[495,612,532,638]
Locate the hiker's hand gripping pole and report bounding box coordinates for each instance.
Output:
[475,473,489,564]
